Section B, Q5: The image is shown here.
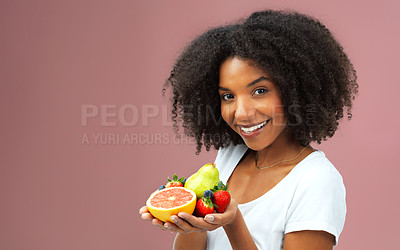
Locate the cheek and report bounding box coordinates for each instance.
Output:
[268,98,286,119]
[272,106,287,126]
[220,104,233,124]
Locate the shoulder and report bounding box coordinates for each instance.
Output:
[215,144,248,167]
[295,151,344,188]
[290,151,346,204]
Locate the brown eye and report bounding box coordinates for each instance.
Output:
[221,93,234,101]
[254,88,267,95]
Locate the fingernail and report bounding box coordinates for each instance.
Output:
[205,215,214,222]
[164,224,171,230]
[171,216,178,223]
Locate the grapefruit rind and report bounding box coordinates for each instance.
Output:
[146,187,196,223]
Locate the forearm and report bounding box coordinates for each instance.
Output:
[223,209,258,250]
[173,231,207,250]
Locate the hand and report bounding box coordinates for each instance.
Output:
[139,199,239,234]
[163,198,239,234]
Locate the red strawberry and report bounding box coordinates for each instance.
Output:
[211,181,231,213]
[194,197,214,217]
[212,190,231,213]
[165,174,185,188]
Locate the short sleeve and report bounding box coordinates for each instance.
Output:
[285,163,346,245]
[214,144,248,183]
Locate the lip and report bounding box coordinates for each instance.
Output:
[237,120,270,138]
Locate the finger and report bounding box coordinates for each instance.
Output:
[141,212,154,221]
[172,214,207,232]
[203,213,232,225]
[139,206,148,214]
[204,200,238,225]
[176,213,215,231]
[152,218,168,231]
[204,214,217,224]
[162,221,185,234]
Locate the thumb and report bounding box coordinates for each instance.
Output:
[204,214,218,224]
[204,199,238,225]
[204,211,233,225]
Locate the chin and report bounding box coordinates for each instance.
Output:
[241,139,271,151]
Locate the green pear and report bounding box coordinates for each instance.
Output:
[184,163,220,199]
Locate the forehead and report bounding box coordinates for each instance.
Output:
[220,57,265,76]
[219,57,273,87]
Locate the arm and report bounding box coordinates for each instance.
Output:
[283,230,335,250]
[173,232,207,250]
[222,209,258,250]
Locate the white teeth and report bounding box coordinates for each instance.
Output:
[240,121,267,133]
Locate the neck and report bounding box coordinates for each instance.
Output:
[256,129,304,167]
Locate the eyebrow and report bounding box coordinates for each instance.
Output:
[218,76,271,91]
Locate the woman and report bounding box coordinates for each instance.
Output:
[140,9,358,249]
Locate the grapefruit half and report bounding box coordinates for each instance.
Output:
[146,187,196,223]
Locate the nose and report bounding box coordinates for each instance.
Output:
[234,98,256,121]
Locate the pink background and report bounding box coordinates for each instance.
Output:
[1,0,399,249]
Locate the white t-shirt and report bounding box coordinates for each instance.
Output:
[206,144,346,250]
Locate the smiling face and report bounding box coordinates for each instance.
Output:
[218,57,288,151]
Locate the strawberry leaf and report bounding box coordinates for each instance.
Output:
[212,181,227,191]
[203,197,214,208]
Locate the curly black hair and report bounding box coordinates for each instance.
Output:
[163,10,358,154]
